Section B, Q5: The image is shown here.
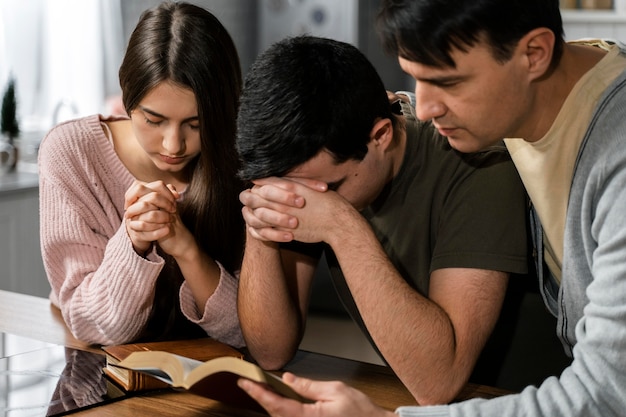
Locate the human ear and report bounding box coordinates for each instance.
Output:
[370,118,394,150]
[519,28,556,81]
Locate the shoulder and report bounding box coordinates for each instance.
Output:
[400,100,439,141]
[462,145,523,195]
[39,114,122,183]
[400,118,520,199]
[39,114,106,159]
[461,143,515,170]
[580,71,626,168]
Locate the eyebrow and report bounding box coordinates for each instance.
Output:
[139,105,199,123]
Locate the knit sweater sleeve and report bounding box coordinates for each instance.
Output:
[179,262,244,348]
[39,117,165,346]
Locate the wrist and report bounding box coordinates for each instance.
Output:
[326,207,370,248]
[173,237,202,265]
[141,242,154,258]
[131,241,153,258]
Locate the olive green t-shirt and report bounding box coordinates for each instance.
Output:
[326,102,529,344]
[283,103,529,370]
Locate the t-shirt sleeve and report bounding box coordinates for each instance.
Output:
[430,150,529,275]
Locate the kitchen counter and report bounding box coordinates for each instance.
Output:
[0,170,39,194]
[0,168,48,297]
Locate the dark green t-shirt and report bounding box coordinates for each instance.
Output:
[329,103,528,346]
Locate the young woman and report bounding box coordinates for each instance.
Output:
[38,1,245,346]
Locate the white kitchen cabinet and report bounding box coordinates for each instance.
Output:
[0,172,49,297]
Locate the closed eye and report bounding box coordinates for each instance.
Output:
[326,179,345,191]
[144,117,162,126]
[423,76,464,89]
[186,120,200,130]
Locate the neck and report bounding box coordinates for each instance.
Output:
[522,42,607,142]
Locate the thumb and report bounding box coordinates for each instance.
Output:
[281,372,332,401]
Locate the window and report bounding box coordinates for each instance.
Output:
[0,0,124,143]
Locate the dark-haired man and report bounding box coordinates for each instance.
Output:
[235,35,530,406]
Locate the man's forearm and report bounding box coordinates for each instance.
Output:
[238,234,302,369]
[328,214,505,405]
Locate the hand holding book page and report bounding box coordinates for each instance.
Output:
[112,351,308,412]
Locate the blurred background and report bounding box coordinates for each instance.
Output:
[3,0,625,157]
[0,0,413,158]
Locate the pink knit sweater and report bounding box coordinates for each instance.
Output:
[38,114,243,347]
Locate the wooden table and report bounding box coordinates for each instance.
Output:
[0,290,510,416]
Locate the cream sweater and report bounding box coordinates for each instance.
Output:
[38,114,243,347]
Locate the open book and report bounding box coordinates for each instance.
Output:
[102,338,243,391]
[112,350,306,412]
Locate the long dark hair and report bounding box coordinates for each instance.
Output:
[119,1,244,273]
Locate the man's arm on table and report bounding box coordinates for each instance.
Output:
[240,177,508,405]
[238,184,320,370]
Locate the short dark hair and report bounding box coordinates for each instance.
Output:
[377,0,564,69]
[119,1,244,271]
[237,36,395,181]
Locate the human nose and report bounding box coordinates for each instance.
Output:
[413,82,446,121]
[162,125,185,154]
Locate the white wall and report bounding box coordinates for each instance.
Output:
[562,4,626,41]
[564,19,626,41]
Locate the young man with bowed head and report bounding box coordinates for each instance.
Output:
[238,1,626,417]
[235,35,530,405]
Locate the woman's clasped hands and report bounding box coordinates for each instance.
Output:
[123,180,190,257]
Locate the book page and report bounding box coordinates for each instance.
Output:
[172,354,204,381]
[114,351,203,386]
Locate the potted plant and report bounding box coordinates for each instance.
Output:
[0,77,20,173]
